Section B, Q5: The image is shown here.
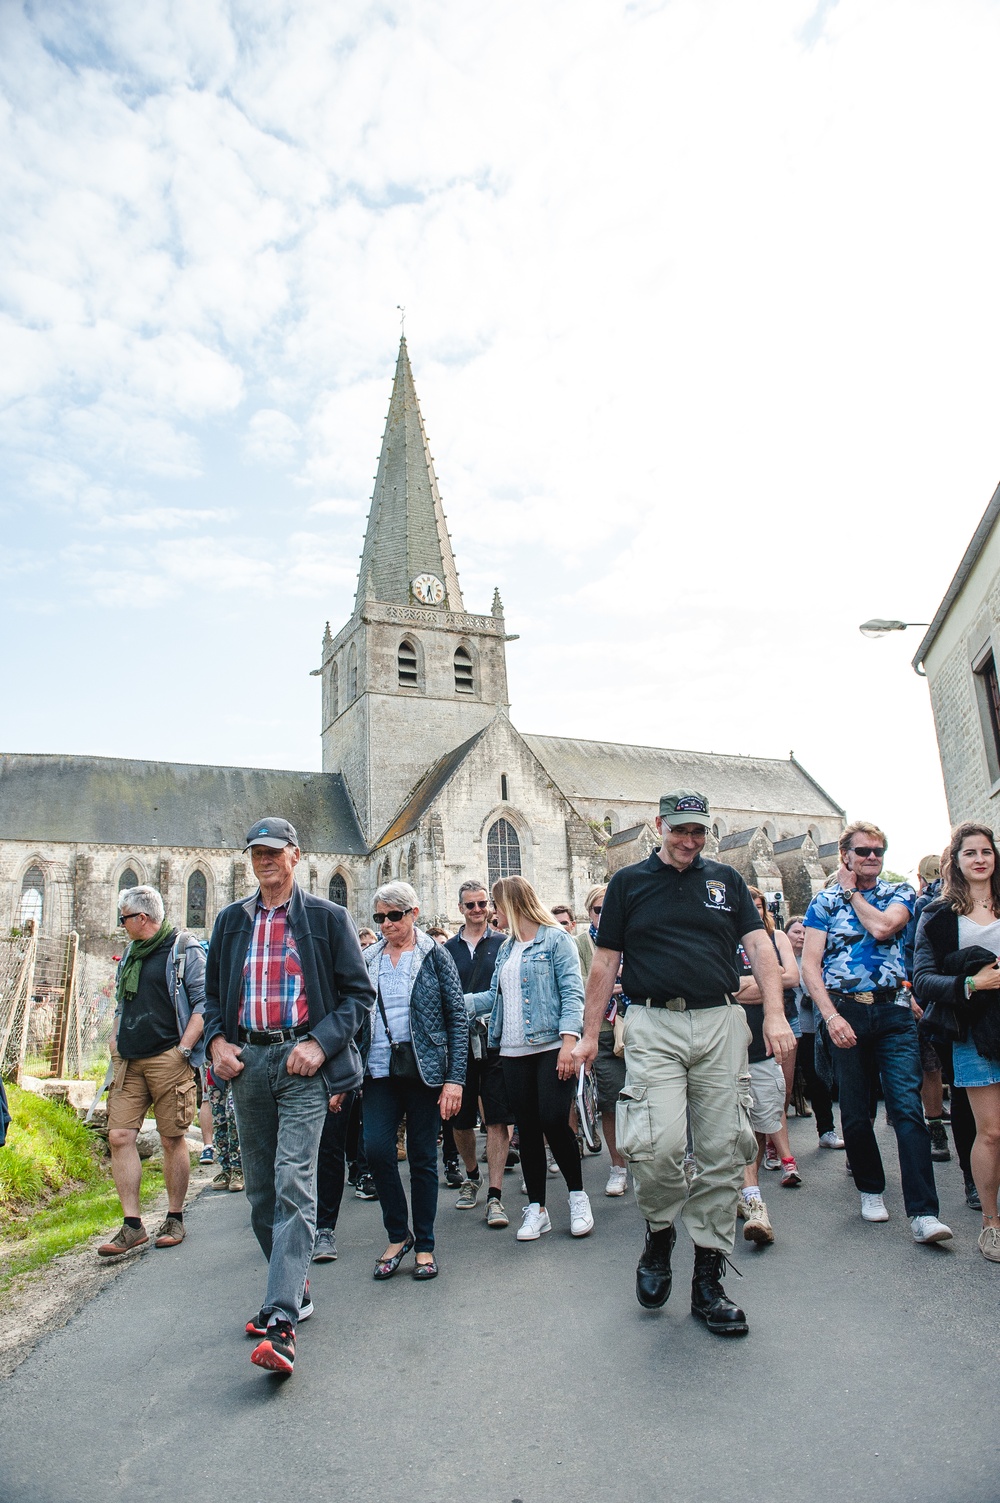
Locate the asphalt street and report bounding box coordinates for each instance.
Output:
[1,1114,996,1503]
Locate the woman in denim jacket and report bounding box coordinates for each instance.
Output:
[467,876,592,1241]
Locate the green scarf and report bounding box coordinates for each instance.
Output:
[117,922,174,1005]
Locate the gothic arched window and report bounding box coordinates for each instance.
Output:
[407,843,417,882]
[487,818,521,888]
[454,645,474,694]
[118,868,139,894]
[19,866,44,928]
[380,856,392,885]
[186,870,208,929]
[347,643,358,702]
[330,662,339,721]
[398,639,418,687]
[328,872,348,907]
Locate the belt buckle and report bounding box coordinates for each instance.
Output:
[666,997,686,1012]
[855,991,874,1006]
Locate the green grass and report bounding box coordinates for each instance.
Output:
[0,1085,167,1290]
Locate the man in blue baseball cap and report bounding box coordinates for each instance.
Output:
[204,816,375,1375]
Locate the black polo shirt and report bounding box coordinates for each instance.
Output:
[597,852,762,1007]
[444,927,505,994]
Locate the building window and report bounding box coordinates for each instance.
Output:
[331,662,339,721]
[398,639,418,687]
[347,643,358,702]
[974,647,1000,785]
[118,868,139,894]
[407,843,417,882]
[328,872,348,906]
[186,870,208,929]
[487,818,522,887]
[500,773,509,801]
[19,866,44,928]
[603,815,613,835]
[454,645,474,694]
[380,856,392,884]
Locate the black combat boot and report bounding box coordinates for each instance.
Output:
[635,1222,676,1308]
[690,1247,748,1336]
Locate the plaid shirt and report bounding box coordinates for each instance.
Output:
[240,899,308,1031]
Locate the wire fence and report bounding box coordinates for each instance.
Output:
[0,925,117,1082]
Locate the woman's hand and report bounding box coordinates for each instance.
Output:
[438,1083,463,1120]
[556,1040,577,1081]
[327,1093,346,1113]
[971,961,1000,992]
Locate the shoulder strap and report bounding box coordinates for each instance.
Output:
[171,929,199,986]
[375,982,395,1045]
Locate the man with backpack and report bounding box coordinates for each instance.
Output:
[98,885,206,1257]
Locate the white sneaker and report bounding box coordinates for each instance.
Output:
[569,1190,594,1237]
[911,1214,953,1244]
[605,1166,628,1196]
[860,1192,889,1222]
[516,1203,552,1241]
[818,1130,845,1149]
[547,1154,560,1175]
[519,1177,528,1195]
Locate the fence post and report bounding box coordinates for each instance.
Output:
[50,931,78,1080]
[0,920,36,1080]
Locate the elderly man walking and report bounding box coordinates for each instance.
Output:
[204,818,374,1375]
[574,792,795,1337]
[98,885,206,1258]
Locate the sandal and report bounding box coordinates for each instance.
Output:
[413,1256,439,1280]
[373,1235,414,1280]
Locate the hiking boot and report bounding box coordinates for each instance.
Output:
[250,1320,295,1375]
[154,1216,185,1248]
[742,1197,774,1246]
[355,1173,378,1200]
[486,1198,509,1229]
[928,1119,951,1162]
[312,1228,337,1262]
[635,1222,675,1308]
[211,1170,230,1190]
[443,1157,464,1189]
[456,1178,481,1209]
[97,1221,149,1258]
[691,1247,748,1335]
[228,1170,244,1193]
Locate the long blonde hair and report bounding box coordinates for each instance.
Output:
[492,876,556,941]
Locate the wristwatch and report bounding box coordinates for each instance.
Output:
[179,1045,193,1060]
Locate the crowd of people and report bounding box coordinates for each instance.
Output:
[94,796,1000,1375]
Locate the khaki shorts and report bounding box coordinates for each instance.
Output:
[107,1047,197,1137]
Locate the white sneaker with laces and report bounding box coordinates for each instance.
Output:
[860,1192,889,1222]
[569,1190,594,1237]
[818,1130,845,1149]
[605,1166,628,1196]
[516,1203,552,1241]
[911,1214,953,1244]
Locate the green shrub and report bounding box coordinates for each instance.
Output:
[0,1086,104,1215]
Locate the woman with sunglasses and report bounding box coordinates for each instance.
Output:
[467,875,591,1240]
[576,884,629,1196]
[359,882,468,1280]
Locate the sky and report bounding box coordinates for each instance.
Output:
[3,0,1000,876]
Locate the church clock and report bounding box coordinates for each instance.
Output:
[411,573,445,606]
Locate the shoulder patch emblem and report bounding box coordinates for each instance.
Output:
[706,881,727,907]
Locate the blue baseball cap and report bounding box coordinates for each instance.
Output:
[244,817,299,851]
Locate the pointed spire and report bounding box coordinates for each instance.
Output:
[491,587,504,619]
[354,337,464,612]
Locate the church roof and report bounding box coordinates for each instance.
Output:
[373,729,487,849]
[0,754,367,854]
[354,336,465,612]
[523,736,844,817]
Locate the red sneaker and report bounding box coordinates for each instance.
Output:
[250,1320,295,1374]
[780,1157,802,1188]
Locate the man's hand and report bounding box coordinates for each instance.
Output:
[762,1014,797,1064]
[826,1014,857,1050]
[836,862,857,893]
[286,1038,326,1076]
[571,1033,599,1071]
[438,1083,463,1120]
[210,1037,245,1081]
[327,1092,346,1113]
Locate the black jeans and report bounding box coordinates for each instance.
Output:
[501,1050,582,1205]
[829,1000,939,1216]
[316,1089,356,1232]
[362,1075,441,1253]
[797,1030,836,1138]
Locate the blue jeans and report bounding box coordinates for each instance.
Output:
[362,1075,441,1253]
[230,1041,329,1324]
[829,999,939,1217]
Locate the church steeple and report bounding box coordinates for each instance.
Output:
[354,337,464,612]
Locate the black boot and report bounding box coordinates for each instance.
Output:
[691,1247,748,1336]
[635,1222,676,1308]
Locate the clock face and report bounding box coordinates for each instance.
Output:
[411,573,445,606]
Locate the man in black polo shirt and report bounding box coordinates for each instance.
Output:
[574,791,795,1336]
[445,880,512,1227]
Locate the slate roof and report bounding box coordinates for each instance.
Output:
[719,828,755,851]
[773,834,809,854]
[606,823,649,848]
[818,841,840,860]
[373,730,487,850]
[523,737,843,817]
[0,754,367,854]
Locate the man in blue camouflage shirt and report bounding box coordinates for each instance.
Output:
[802,821,952,1245]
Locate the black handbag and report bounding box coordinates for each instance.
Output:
[376,984,422,1082]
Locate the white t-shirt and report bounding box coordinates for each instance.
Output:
[958,914,1000,957]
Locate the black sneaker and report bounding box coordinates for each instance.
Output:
[505,1148,520,1169]
[347,1161,359,1187]
[966,1178,983,1211]
[928,1119,951,1162]
[250,1320,295,1374]
[355,1173,378,1201]
[443,1158,464,1189]
[246,1309,269,1337]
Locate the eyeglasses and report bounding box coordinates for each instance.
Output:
[462,900,489,910]
[120,913,142,922]
[851,846,885,858]
[373,909,413,924]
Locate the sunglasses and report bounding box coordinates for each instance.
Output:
[851,847,884,858]
[590,904,603,914]
[463,900,489,910]
[120,913,142,922]
[373,908,413,925]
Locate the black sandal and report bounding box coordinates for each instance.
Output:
[413,1256,438,1280]
[373,1235,414,1280]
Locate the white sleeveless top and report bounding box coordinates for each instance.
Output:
[957,914,1000,957]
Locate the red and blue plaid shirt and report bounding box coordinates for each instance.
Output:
[240,899,309,1031]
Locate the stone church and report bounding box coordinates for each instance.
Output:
[0,339,845,952]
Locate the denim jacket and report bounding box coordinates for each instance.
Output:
[467,924,584,1048]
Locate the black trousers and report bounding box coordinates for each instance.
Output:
[316,1089,356,1232]
[797,1030,836,1138]
[501,1051,581,1205]
[933,1039,976,1182]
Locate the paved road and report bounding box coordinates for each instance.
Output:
[1,1115,996,1503]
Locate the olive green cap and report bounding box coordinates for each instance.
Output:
[658,790,711,828]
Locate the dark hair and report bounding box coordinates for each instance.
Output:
[550,904,574,920]
[785,915,806,927]
[747,886,775,936]
[458,879,488,905]
[943,822,1000,917]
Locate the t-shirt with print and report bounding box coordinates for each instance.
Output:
[803,879,916,994]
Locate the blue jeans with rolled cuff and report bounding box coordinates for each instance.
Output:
[362,1075,442,1253]
[828,999,939,1217]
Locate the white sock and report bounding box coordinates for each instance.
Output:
[742,1186,762,1203]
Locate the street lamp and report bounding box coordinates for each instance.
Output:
[858,618,929,639]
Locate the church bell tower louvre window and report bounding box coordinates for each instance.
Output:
[19,866,44,928]
[328,873,348,906]
[487,818,521,888]
[186,870,208,929]
[397,639,419,687]
[454,645,474,694]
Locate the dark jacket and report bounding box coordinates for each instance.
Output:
[203,884,375,1096]
[113,929,208,1068]
[903,878,942,979]
[913,898,1000,1058]
[359,931,468,1089]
